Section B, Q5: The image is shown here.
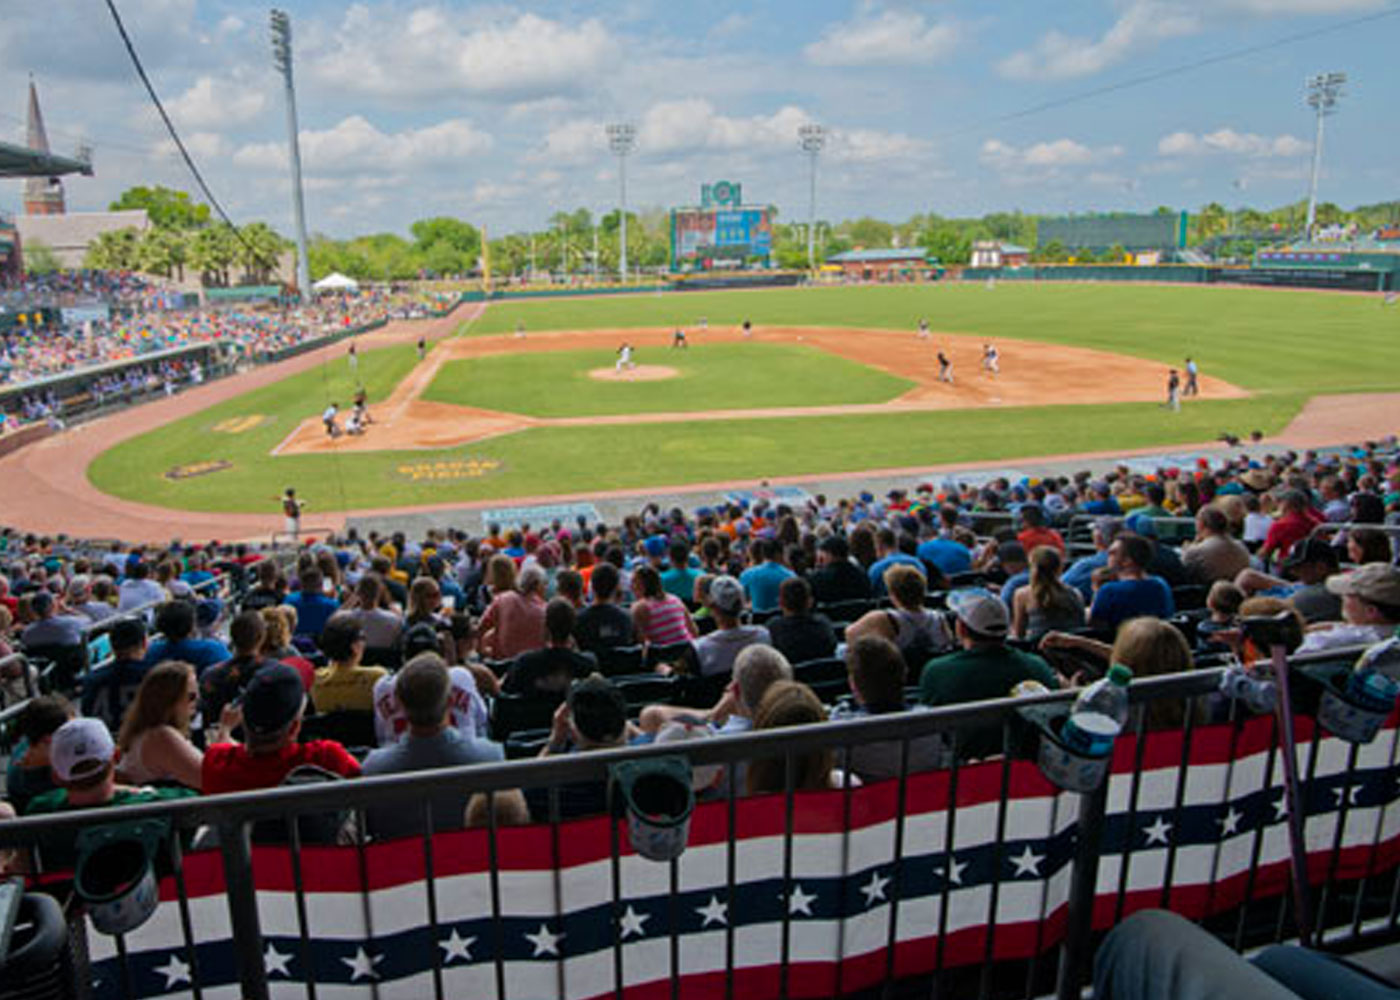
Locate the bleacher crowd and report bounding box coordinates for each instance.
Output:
[2,438,1399,865]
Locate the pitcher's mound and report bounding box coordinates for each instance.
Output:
[588,365,678,382]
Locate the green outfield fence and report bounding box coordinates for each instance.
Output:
[961,263,1395,292]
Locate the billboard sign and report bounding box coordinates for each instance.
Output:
[672,208,772,262]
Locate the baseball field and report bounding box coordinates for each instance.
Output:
[77,283,1397,520]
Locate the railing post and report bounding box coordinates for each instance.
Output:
[1055,779,1110,1000]
[219,820,270,1000]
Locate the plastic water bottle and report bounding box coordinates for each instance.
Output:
[1061,664,1133,757]
[1347,658,1400,714]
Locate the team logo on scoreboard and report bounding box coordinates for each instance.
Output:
[701,180,742,208]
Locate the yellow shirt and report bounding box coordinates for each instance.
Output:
[312,663,388,714]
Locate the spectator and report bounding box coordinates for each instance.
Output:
[23,718,196,868]
[479,560,547,660]
[1348,526,1394,567]
[1087,533,1174,631]
[845,565,954,678]
[405,576,448,631]
[1063,517,1123,602]
[694,575,771,677]
[81,617,150,731]
[372,650,489,745]
[146,600,230,672]
[1042,617,1194,729]
[918,509,974,578]
[240,559,285,612]
[807,534,873,605]
[312,614,388,714]
[919,589,1059,758]
[740,538,796,613]
[631,564,697,648]
[661,540,702,604]
[831,635,948,782]
[284,567,339,638]
[117,561,165,613]
[639,644,793,741]
[20,590,87,649]
[766,576,837,665]
[258,606,316,690]
[745,681,845,795]
[991,541,1030,605]
[202,663,361,795]
[67,576,116,624]
[1016,503,1065,555]
[1235,537,1342,624]
[199,610,274,728]
[532,674,631,820]
[867,529,924,598]
[361,654,507,840]
[503,599,598,696]
[4,695,73,813]
[342,574,404,650]
[116,661,218,790]
[574,561,634,655]
[1296,563,1400,654]
[1257,489,1323,566]
[1199,581,1245,644]
[1181,506,1251,584]
[1011,546,1086,640]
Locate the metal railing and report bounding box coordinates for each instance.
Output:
[0,648,1395,1000]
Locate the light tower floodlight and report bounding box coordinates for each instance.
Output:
[606,122,636,282]
[1303,71,1346,240]
[270,8,312,303]
[798,124,827,273]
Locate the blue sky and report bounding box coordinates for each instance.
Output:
[2,1,1396,237]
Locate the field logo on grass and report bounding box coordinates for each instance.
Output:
[165,460,233,480]
[394,455,503,482]
[212,415,269,434]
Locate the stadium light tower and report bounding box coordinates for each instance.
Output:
[606,123,636,283]
[1303,71,1346,240]
[270,9,312,303]
[798,124,827,272]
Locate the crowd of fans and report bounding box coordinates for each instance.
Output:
[2,437,1399,870]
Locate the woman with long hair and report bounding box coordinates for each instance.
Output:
[406,576,447,629]
[745,681,845,795]
[117,661,228,790]
[630,564,697,649]
[844,565,953,679]
[1012,546,1086,639]
[1041,617,1195,730]
[1348,527,1394,566]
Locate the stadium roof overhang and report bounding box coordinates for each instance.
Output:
[0,139,92,178]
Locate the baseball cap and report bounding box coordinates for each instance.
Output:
[708,575,745,615]
[947,588,1010,638]
[51,717,116,782]
[401,622,442,660]
[643,535,669,558]
[1325,563,1400,606]
[1124,512,1158,538]
[241,663,307,737]
[1284,537,1339,571]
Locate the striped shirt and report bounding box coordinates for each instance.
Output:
[635,595,693,647]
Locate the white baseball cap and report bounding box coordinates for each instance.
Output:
[51,717,116,782]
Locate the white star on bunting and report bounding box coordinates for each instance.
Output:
[1143,816,1172,846]
[526,923,564,957]
[696,895,728,928]
[154,955,191,989]
[440,929,476,964]
[619,906,649,940]
[934,856,967,886]
[1332,785,1362,807]
[341,947,382,981]
[1218,808,1243,837]
[264,944,293,977]
[1274,794,1289,822]
[788,884,817,916]
[1009,845,1045,878]
[861,871,890,907]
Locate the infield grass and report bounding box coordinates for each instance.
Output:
[86,283,1399,514]
[421,342,913,417]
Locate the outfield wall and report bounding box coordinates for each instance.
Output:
[961,263,1394,291]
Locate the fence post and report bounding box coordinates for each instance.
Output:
[1055,779,1110,1000]
[219,820,270,1000]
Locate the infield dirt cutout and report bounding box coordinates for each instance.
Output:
[587,364,678,382]
[273,325,1249,456]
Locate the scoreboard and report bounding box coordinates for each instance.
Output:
[670,180,773,270]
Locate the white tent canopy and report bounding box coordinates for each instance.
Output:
[312,272,359,292]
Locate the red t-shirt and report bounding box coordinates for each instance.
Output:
[1018,526,1065,555]
[201,740,361,796]
[1263,508,1323,560]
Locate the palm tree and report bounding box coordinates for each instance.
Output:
[85,228,142,271]
[237,222,285,284]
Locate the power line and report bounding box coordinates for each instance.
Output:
[102,0,277,270]
[939,5,1400,141]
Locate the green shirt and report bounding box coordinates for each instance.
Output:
[26,786,197,871]
[918,644,1059,759]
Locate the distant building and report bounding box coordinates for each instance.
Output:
[825,248,939,281]
[22,79,66,216]
[969,241,1031,268]
[16,210,151,269]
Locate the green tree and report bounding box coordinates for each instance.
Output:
[137,227,187,279]
[842,217,894,248]
[188,225,240,286]
[22,239,61,276]
[110,185,211,230]
[236,222,285,284]
[85,228,143,271]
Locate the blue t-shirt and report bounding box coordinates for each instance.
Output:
[999,570,1029,608]
[867,554,925,597]
[1089,577,1174,630]
[917,538,972,578]
[740,561,796,613]
[661,566,703,603]
[284,592,340,638]
[146,636,231,673]
[1062,552,1108,602]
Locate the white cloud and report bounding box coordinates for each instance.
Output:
[805,7,959,66]
[310,7,615,99]
[709,12,754,38]
[828,128,928,164]
[234,115,493,173]
[166,76,266,129]
[981,138,1123,172]
[1210,0,1385,12]
[1158,128,1310,158]
[150,131,230,161]
[999,2,1199,80]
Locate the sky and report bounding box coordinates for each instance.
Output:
[1,0,1396,238]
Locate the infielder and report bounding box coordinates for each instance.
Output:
[981,343,1000,376]
[917,317,930,339]
[937,350,954,384]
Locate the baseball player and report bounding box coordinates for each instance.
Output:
[1184,357,1199,397]
[937,350,954,384]
[917,317,930,339]
[981,343,1000,376]
[322,402,341,437]
[279,489,305,541]
[416,336,426,361]
[616,342,636,373]
[672,327,688,349]
[515,321,527,339]
[1166,369,1181,412]
[741,319,753,339]
[348,341,358,373]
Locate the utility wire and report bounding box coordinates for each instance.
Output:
[102,0,279,271]
[938,5,1400,142]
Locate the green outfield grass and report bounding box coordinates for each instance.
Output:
[86,284,1399,514]
[420,342,913,417]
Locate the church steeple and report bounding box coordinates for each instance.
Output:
[23,76,66,216]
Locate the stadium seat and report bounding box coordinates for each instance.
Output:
[947,571,990,590]
[505,728,550,760]
[645,641,697,673]
[298,710,377,750]
[1172,584,1209,612]
[611,673,678,713]
[490,692,562,742]
[792,657,849,704]
[594,644,644,676]
[361,646,402,670]
[815,599,876,623]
